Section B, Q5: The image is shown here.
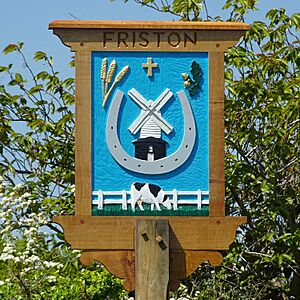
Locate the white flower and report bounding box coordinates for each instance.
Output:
[13,184,23,190]
[1,225,12,234]
[13,257,21,263]
[27,239,36,246]
[0,253,15,261]
[22,192,32,198]
[70,184,75,193]
[47,276,57,282]
[44,261,63,269]
[29,227,37,232]
[25,255,40,263]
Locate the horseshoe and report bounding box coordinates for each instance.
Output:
[106,90,196,175]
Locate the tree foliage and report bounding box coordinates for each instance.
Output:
[0,44,126,299]
[124,1,300,299]
[0,1,299,299]
[223,8,300,299]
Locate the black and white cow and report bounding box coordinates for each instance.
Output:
[130,182,171,211]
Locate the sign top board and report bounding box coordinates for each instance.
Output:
[49,20,249,29]
[49,20,250,52]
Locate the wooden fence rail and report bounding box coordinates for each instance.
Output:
[92,190,209,210]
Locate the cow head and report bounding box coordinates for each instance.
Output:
[162,196,172,210]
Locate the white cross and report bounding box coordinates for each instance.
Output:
[128,88,174,135]
[142,57,158,77]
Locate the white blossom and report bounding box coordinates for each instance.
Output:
[21,192,32,198]
[0,183,64,288]
[70,184,75,193]
[13,184,23,190]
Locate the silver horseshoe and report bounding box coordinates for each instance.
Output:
[106,90,196,175]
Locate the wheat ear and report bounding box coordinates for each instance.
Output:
[105,60,116,92]
[101,58,107,100]
[102,65,129,108]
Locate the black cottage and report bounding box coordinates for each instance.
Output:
[132,137,167,161]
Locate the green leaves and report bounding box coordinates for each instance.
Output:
[2,42,23,55]
[1,1,299,298]
[28,84,43,96]
[223,0,258,21]
[119,0,204,20]
[2,44,18,55]
[224,6,300,299]
[190,61,202,84]
[34,51,47,61]
[291,13,300,29]
[182,60,204,97]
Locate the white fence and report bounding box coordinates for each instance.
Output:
[92,189,209,210]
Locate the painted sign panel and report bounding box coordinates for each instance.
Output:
[92,51,209,216]
[50,22,249,290]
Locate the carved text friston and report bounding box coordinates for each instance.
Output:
[103,31,198,49]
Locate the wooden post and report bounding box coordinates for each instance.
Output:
[135,220,169,300]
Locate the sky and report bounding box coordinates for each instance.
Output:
[0,0,298,79]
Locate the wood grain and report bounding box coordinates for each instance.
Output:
[49,21,250,295]
[50,24,249,52]
[209,52,225,217]
[80,249,223,291]
[49,20,250,31]
[75,51,92,215]
[169,250,223,290]
[135,220,169,299]
[53,216,246,250]
[80,250,135,291]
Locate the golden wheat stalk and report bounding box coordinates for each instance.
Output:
[115,65,130,83]
[105,60,116,92]
[102,65,129,108]
[101,58,108,99]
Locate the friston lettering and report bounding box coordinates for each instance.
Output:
[102,31,199,49]
[167,32,181,48]
[139,32,150,48]
[132,31,136,48]
[118,32,129,48]
[184,32,197,47]
[153,32,165,48]
[103,32,114,48]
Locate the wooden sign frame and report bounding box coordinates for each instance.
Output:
[49,21,250,291]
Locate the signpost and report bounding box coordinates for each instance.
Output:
[49,20,250,297]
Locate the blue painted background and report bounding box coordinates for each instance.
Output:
[92,51,209,193]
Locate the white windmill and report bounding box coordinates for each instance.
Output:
[128,88,174,161]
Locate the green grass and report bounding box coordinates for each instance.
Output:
[92,204,209,216]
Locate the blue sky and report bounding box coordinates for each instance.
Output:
[0,0,298,79]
